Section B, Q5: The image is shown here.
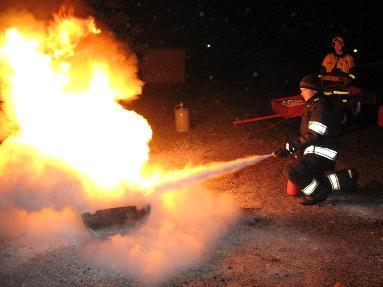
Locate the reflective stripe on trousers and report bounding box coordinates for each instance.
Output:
[327,173,340,191]
[327,169,355,192]
[302,178,319,195]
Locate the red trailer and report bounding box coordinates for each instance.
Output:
[233,87,375,125]
[233,95,305,125]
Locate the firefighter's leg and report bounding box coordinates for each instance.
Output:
[326,168,358,193]
[323,85,349,124]
[300,178,332,206]
[302,169,358,205]
[283,155,335,205]
[283,157,314,192]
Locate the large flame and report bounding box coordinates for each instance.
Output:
[0,9,151,200]
[0,8,243,283]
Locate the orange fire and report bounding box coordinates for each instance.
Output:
[0,10,243,281]
[0,9,152,200]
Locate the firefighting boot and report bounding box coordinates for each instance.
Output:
[300,185,328,206]
[326,169,358,193]
[347,169,358,192]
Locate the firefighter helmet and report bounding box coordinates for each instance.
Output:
[332,36,345,47]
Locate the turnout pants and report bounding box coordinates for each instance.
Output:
[283,154,355,197]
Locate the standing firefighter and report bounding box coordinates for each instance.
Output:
[319,36,361,122]
[319,36,357,92]
[273,75,357,205]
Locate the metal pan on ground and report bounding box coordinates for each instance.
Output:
[81,205,151,239]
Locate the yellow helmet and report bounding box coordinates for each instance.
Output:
[332,36,345,47]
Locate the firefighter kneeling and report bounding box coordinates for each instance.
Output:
[273,75,357,205]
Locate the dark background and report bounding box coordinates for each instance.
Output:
[85,0,382,96]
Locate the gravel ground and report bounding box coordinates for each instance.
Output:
[0,83,382,286]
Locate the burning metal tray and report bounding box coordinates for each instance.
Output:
[81,205,151,238]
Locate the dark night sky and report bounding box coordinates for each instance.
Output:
[86,0,382,91]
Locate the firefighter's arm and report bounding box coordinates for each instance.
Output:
[318,55,329,81]
[273,141,301,157]
[319,54,332,76]
[273,132,319,157]
[274,104,330,157]
[273,131,320,157]
[295,105,329,150]
[274,127,322,157]
[344,55,357,87]
[318,66,326,82]
[274,131,319,157]
[295,128,321,149]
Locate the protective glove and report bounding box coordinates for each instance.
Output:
[273,141,299,157]
[273,147,290,157]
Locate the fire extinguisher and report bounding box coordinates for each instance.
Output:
[174,102,190,132]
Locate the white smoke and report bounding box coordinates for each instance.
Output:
[80,186,239,283]
[0,138,243,282]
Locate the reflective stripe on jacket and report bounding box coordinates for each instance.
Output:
[303,145,338,161]
[291,93,342,158]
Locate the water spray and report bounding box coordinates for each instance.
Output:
[154,154,273,194]
[82,154,273,237]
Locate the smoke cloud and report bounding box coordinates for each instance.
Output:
[0,135,272,283]
[0,139,242,282]
[80,186,239,283]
